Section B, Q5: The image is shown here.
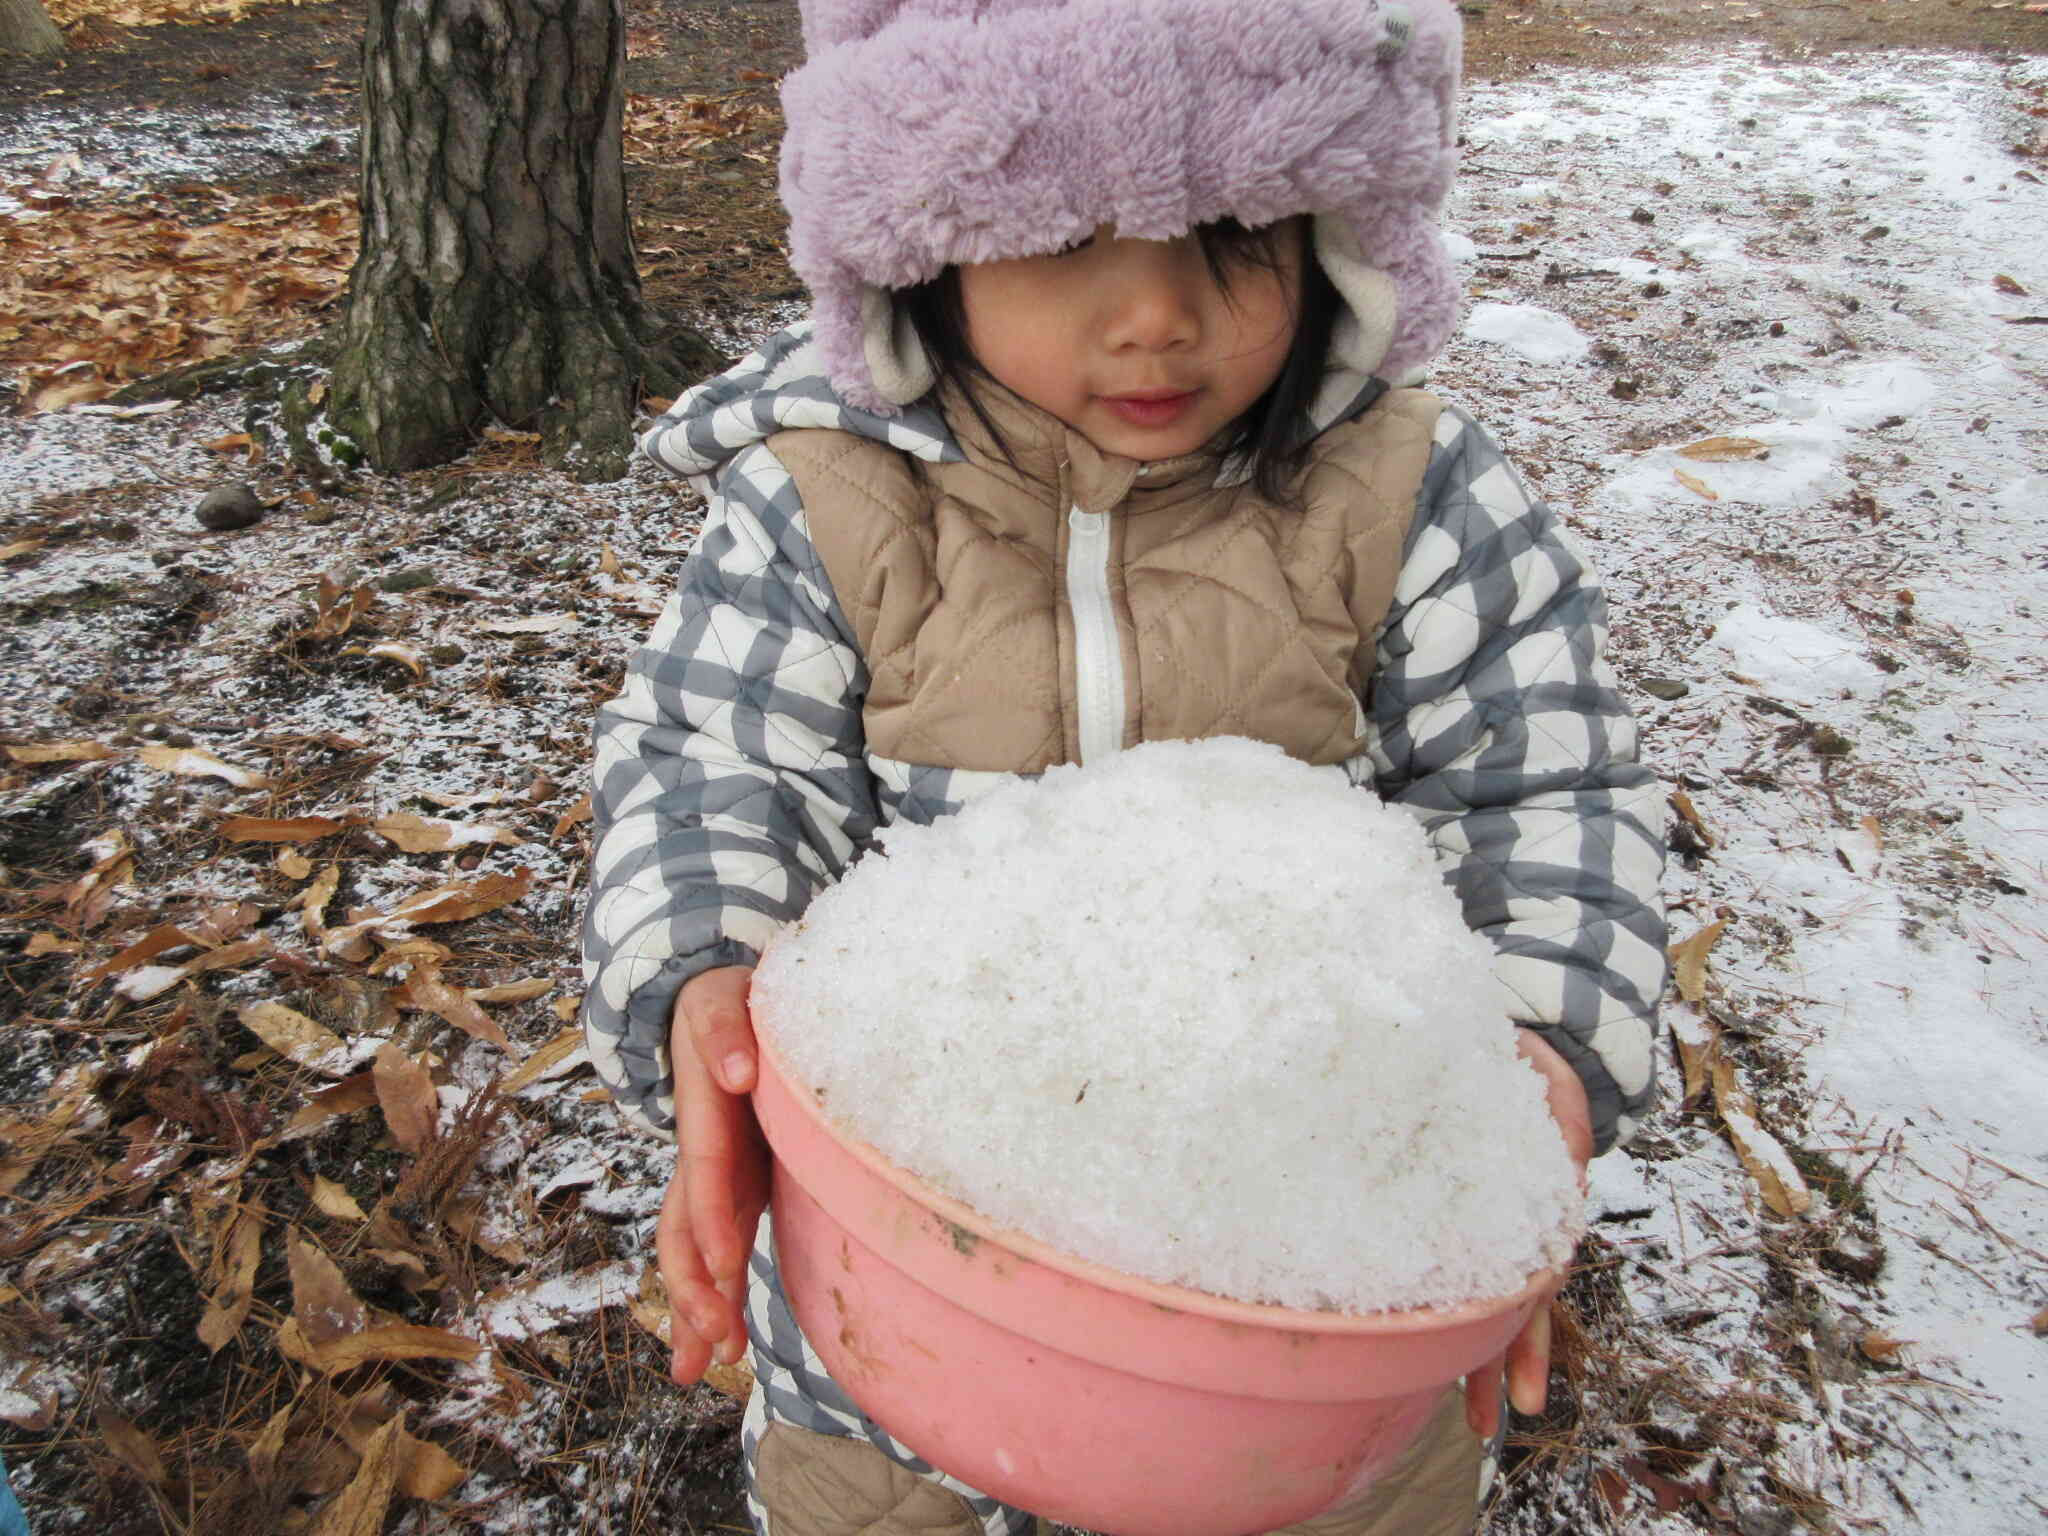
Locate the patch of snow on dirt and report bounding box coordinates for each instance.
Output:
[1452,45,2048,1536]
[0,99,354,214]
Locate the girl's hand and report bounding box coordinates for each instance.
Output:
[1462,1030,1593,1439]
[655,964,769,1384]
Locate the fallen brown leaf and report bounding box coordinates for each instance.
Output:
[137,745,272,789]
[1673,467,1719,501]
[289,1237,371,1348]
[310,1175,368,1223]
[282,1321,482,1374]
[219,813,350,843]
[1860,1331,1909,1363]
[368,937,453,974]
[372,1042,440,1155]
[319,868,534,955]
[238,1002,353,1076]
[363,641,427,680]
[281,1072,379,1142]
[1670,1008,1718,1108]
[4,739,119,763]
[1668,788,1714,850]
[1669,917,1727,1005]
[391,1423,469,1501]
[302,862,341,938]
[30,376,114,413]
[185,936,271,976]
[1677,435,1770,462]
[305,576,376,640]
[81,921,199,982]
[372,812,520,854]
[0,539,45,563]
[499,1026,587,1094]
[0,1062,106,1197]
[96,1408,169,1486]
[1616,1456,1709,1514]
[1710,1054,1813,1219]
[245,1402,293,1484]
[116,936,273,1001]
[467,976,553,1005]
[0,1365,59,1431]
[327,1401,470,1502]
[197,1201,265,1352]
[59,832,134,928]
[552,791,593,841]
[630,1264,672,1346]
[308,1412,402,1536]
[393,963,511,1049]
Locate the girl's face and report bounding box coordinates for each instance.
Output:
[955,221,1305,462]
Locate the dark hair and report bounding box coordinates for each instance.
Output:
[899,218,1343,506]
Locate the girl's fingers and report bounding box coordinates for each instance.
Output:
[656,1170,727,1381]
[1505,1302,1554,1418]
[1463,1355,1505,1439]
[679,1042,749,1283]
[681,966,759,1093]
[656,972,767,1383]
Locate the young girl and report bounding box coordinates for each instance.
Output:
[583,2,1667,1532]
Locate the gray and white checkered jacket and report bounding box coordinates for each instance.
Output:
[582,321,1667,1157]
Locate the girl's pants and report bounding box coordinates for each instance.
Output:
[739,1223,1497,1536]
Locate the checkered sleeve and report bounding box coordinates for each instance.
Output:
[580,441,878,1138]
[1366,405,1667,1153]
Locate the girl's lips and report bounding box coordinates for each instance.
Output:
[1101,390,1199,428]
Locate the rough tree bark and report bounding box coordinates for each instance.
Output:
[320,0,719,481]
[0,0,65,57]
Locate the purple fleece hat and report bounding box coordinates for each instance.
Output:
[779,0,1464,412]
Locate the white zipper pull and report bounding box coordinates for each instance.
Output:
[1066,504,1126,765]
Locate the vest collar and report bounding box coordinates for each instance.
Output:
[938,375,1225,516]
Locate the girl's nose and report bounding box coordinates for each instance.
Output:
[1098,242,1204,354]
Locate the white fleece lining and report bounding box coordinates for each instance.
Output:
[861,283,938,407]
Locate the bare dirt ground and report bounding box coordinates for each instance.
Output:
[2,3,2046,1535]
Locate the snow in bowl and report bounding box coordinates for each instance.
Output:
[750,738,1581,1534]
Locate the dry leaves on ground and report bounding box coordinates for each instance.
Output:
[47,0,341,28]
[1,182,355,412]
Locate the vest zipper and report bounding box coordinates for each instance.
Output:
[1065,504,1125,764]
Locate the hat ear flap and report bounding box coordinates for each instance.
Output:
[861,284,938,407]
[1313,215,1401,380]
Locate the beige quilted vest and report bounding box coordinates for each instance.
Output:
[769,381,1442,774]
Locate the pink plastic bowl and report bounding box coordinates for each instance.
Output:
[752,1031,1556,1536]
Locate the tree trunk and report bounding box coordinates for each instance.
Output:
[324,0,711,481]
[0,0,65,56]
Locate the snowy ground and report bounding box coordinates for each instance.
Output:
[2,40,2045,1536]
[1440,49,2048,1535]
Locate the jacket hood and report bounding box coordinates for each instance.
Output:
[639,321,965,491]
[640,316,1389,490]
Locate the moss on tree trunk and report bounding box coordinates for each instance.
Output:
[324,0,720,482]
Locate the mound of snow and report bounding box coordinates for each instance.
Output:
[1707,604,1889,702]
[754,738,1581,1314]
[1464,302,1590,365]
